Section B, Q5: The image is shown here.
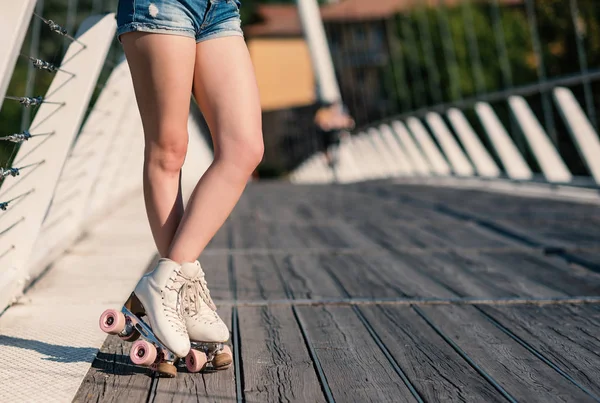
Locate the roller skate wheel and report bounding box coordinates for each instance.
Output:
[213,345,233,370]
[130,340,157,366]
[157,362,178,378]
[99,309,126,335]
[186,349,208,373]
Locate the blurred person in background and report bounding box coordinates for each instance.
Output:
[314,101,355,176]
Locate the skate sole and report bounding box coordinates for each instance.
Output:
[187,342,233,372]
[101,294,234,376]
[100,293,179,377]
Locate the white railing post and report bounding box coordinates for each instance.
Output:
[391,121,432,176]
[378,124,415,176]
[406,117,451,176]
[360,133,386,179]
[508,96,572,183]
[87,99,142,217]
[475,102,533,180]
[334,136,360,183]
[109,110,145,199]
[29,61,132,269]
[346,135,366,182]
[368,128,402,177]
[425,112,474,177]
[317,152,334,183]
[0,14,117,309]
[0,0,38,110]
[446,108,500,178]
[554,87,600,184]
[352,135,370,179]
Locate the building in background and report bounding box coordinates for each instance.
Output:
[244,0,523,175]
[246,2,403,176]
[245,5,319,175]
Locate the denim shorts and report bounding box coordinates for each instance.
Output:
[116,0,243,43]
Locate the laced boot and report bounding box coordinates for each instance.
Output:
[179,260,232,372]
[132,258,191,358]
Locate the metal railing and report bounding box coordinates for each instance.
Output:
[0,1,214,311]
[290,73,600,186]
[290,0,600,188]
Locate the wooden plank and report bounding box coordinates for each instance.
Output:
[390,250,600,299]
[420,305,595,402]
[231,252,352,302]
[153,308,236,403]
[353,219,522,251]
[231,220,378,250]
[311,187,451,225]
[454,204,600,222]
[479,304,600,397]
[388,251,553,299]
[497,218,600,249]
[360,305,505,402]
[369,184,600,221]
[267,254,344,300]
[229,250,467,303]
[200,254,232,302]
[350,220,450,251]
[238,306,325,403]
[376,185,600,250]
[413,219,524,250]
[244,182,435,225]
[564,250,600,272]
[239,182,464,228]
[316,253,456,299]
[228,189,253,219]
[72,335,153,403]
[406,187,600,225]
[74,256,160,403]
[205,220,230,250]
[297,306,417,402]
[241,184,332,222]
[238,183,349,223]
[477,251,600,297]
[233,254,289,301]
[307,197,427,224]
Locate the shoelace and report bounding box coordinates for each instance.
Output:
[162,271,190,335]
[195,271,217,311]
[179,273,219,324]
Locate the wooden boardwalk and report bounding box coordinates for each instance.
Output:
[74,181,600,402]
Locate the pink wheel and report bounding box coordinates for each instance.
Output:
[99,309,126,335]
[185,349,208,373]
[130,340,157,366]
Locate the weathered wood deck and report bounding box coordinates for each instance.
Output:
[74,181,600,402]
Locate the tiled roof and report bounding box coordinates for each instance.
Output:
[245,5,304,38]
[321,0,413,21]
[244,0,522,38]
[322,0,523,21]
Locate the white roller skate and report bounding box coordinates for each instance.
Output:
[99,258,191,377]
[179,260,233,373]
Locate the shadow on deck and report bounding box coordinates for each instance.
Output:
[74,181,600,403]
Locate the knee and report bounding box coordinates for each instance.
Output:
[245,135,265,170]
[218,130,264,175]
[145,129,189,174]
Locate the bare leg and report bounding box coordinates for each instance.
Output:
[120,32,196,257]
[167,36,263,263]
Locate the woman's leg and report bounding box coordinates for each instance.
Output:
[167,36,263,263]
[120,32,197,257]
